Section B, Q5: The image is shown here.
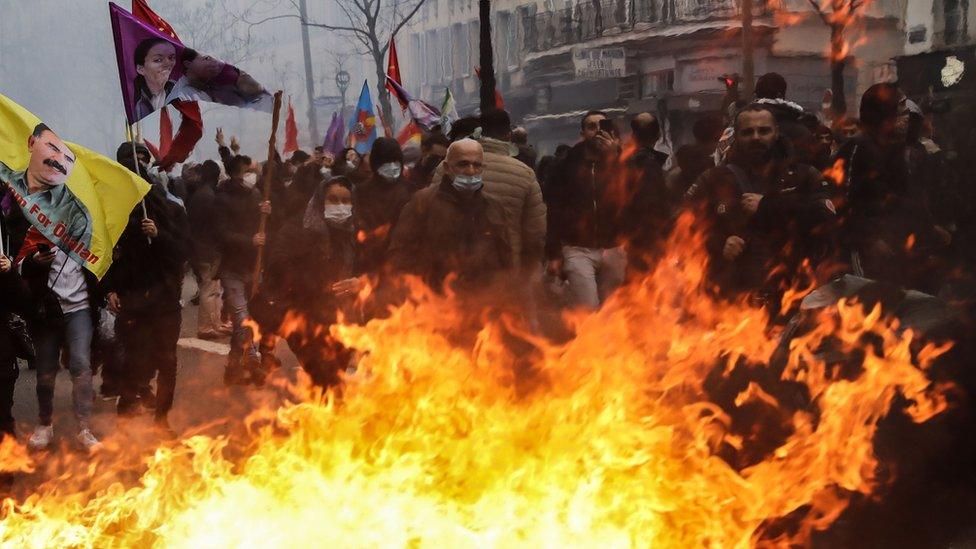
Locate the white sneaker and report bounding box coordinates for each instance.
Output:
[76,429,103,451]
[27,425,54,450]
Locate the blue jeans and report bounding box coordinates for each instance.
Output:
[221,275,257,362]
[34,308,94,427]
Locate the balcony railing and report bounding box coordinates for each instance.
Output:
[522,0,759,54]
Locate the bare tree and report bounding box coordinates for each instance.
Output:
[151,0,263,65]
[806,0,865,117]
[240,0,428,125]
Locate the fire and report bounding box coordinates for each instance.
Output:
[0,213,951,546]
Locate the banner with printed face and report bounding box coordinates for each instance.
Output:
[0,94,151,279]
[110,2,273,125]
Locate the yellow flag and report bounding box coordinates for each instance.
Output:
[0,93,150,279]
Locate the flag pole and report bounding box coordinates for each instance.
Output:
[251,90,285,298]
[128,123,151,243]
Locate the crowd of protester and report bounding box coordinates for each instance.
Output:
[0,72,973,457]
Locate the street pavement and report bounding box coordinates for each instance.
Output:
[7,275,302,488]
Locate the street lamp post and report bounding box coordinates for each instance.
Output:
[336,70,350,113]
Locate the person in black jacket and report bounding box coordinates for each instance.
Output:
[106,164,190,432]
[18,229,103,452]
[688,105,835,308]
[187,160,224,339]
[214,154,270,385]
[627,112,672,272]
[544,111,629,309]
[0,226,31,438]
[353,138,412,276]
[260,176,362,388]
[837,83,951,291]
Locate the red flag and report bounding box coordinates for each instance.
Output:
[475,67,505,109]
[283,97,299,156]
[132,0,178,39]
[131,0,204,170]
[159,105,174,156]
[397,121,422,148]
[385,37,408,110]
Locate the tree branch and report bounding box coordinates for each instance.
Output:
[392,0,428,38]
[805,0,832,25]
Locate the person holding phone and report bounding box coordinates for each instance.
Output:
[542,110,629,310]
[16,229,102,452]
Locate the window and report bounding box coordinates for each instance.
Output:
[641,69,674,97]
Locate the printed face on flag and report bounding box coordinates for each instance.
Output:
[1,94,151,278]
[27,126,75,187]
[112,3,274,124]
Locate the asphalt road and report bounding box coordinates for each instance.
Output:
[7,275,302,482]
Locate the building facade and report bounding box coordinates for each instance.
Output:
[399,0,960,153]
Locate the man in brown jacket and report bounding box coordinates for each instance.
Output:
[389,139,513,289]
[435,110,546,272]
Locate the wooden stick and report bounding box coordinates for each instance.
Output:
[251,90,285,298]
[128,127,151,244]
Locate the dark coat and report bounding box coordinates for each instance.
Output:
[187,181,219,264]
[214,178,262,278]
[389,179,513,288]
[0,215,32,365]
[692,157,835,294]
[263,216,358,326]
[103,186,191,317]
[353,176,413,273]
[544,142,649,259]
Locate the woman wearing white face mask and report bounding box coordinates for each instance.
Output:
[256,177,363,389]
[353,137,413,274]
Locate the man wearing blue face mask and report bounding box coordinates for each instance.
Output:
[389,139,513,288]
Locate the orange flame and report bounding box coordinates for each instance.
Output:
[0,212,951,546]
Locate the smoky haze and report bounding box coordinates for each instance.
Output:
[0,0,368,162]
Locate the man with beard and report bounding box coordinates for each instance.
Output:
[406,133,449,193]
[543,111,629,309]
[689,105,835,307]
[0,124,93,252]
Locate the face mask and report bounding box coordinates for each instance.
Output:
[242,172,258,188]
[377,162,402,181]
[320,167,332,178]
[323,203,353,226]
[451,173,483,193]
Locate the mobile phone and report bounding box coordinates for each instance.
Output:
[36,243,51,254]
[598,119,616,134]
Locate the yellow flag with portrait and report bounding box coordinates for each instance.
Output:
[0,93,150,279]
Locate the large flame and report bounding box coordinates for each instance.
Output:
[0,212,949,547]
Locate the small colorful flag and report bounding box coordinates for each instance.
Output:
[385,76,441,131]
[397,121,422,149]
[322,112,346,156]
[385,37,408,111]
[441,88,459,135]
[348,81,378,155]
[283,96,299,156]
